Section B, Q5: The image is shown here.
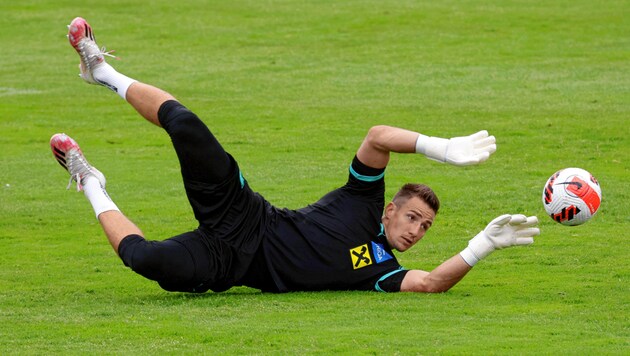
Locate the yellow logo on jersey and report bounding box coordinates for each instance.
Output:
[350,244,372,269]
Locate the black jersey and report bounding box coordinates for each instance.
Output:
[121,101,407,294]
[240,157,408,292]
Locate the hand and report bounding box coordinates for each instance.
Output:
[459,214,540,266]
[417,130,497,166]
[445,130,497,166]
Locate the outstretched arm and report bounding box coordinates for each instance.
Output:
[356,125,497,169]
[400,214,540,293]
[356,125,419,169]
[400,255,473,293]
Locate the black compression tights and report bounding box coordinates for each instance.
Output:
[158,100,234,183]
[116,100,234,293]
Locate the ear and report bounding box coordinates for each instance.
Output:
[383,202,397,220]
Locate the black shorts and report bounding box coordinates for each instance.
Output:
[118,101,270,292]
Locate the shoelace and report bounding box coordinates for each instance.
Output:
[88,46,118,60]
[77,40,119,63]
[65,151,90,191]
[67,30,120,61]
[67,174,82,191]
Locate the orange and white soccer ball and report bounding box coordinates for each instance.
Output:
[542,168,602,226]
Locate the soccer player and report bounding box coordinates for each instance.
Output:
[52,17,540,294]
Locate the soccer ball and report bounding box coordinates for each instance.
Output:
[542,168,602,226]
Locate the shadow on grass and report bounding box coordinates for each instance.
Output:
[120,285,392,307]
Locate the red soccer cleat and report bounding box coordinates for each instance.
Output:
[50,133,106,191]
[67,17,116,85]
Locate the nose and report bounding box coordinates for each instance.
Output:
[411,225,424,240]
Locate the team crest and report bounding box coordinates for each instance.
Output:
[349,244,372,269]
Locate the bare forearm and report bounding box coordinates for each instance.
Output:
[356,125,496,169]
[426,255,473,291]
[356,125,420,169]
[400,255,473,293]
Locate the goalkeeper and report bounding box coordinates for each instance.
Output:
[52,17,540,293]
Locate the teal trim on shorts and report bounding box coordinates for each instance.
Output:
[375,267,406,293]
[349,165,385,182]
[239,171,245,188]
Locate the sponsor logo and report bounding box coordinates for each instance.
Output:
[371,242,393,263]
[349,244,372,269]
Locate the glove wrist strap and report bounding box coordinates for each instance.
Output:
[415,134,449,162]
[459,247,480,267]
[460,231,495,267]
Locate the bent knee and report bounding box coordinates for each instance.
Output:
[157,100,204,134]
[118,234,195,283]
[118,234,156,277]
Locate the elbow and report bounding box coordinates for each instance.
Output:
[365,125,392,150]
[418,282,450,293]
[412,279,453,294]
[424,285,451,294]
[401,271,456,293]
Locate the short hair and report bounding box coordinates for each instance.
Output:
[392,183,440,214]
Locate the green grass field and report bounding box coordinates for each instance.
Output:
[1,0,628,353]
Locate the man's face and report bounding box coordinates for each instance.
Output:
[382,197,436,252]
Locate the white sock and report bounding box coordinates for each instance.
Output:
[82,176,120,219]
[93,63,137,100]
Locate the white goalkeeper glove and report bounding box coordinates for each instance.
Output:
[459,214,540,266]
[415,130,497,166]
